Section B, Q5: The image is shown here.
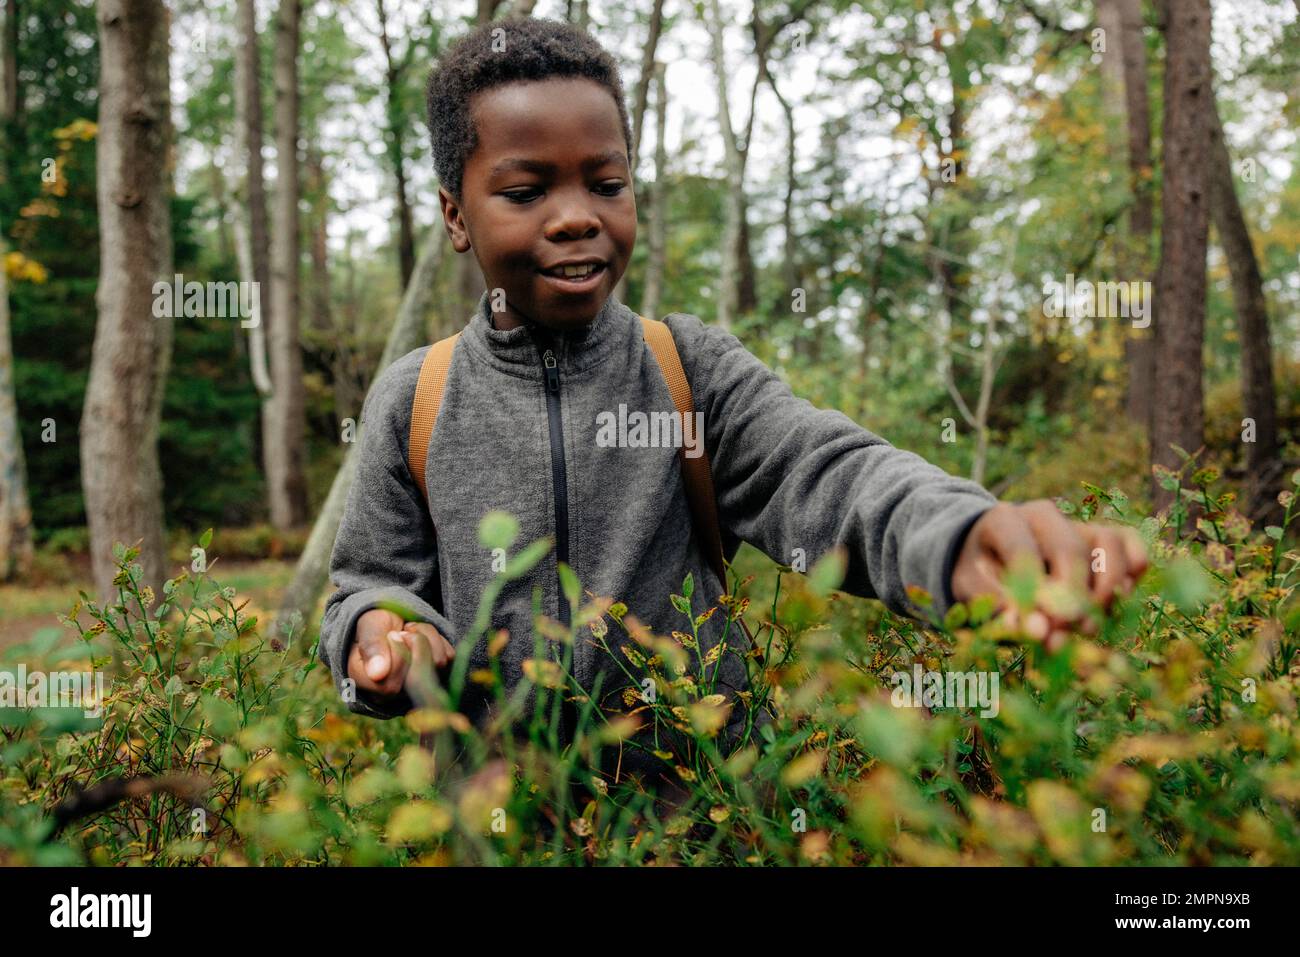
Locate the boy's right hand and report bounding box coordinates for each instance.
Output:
[347,608,456,701]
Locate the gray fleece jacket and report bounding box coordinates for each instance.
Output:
[318,290,996,776]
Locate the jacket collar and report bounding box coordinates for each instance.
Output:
[459,289,636,380]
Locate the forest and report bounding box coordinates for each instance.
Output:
[0,0,1299,868]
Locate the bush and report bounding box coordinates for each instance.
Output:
[2,464,1298,866]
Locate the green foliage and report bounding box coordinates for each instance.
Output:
[4,472,1299,865]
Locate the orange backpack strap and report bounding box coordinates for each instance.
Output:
[407,333,460,504]
[639,316,729,591]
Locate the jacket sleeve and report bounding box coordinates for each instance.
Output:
[317,346,459,719]
[664,313,997,622]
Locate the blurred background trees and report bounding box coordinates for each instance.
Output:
[0,0,1297,614]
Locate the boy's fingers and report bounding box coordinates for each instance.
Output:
[1084,526,1127,609]
[400,630,441,706]
[404,621,456,668]
[1024,502,1088,589]
[349,631,411,696]
[951,554,1006,611]
[378,632,413,694]
[1121,527,1149,582]
[356,628,393,682]
[978,505,1044,575]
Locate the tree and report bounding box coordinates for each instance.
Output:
[233,0,273,398]
[265,0,308,528]
[1097,0,1156,426]
[612,0,664,309]
[1207,89,1280,519]
[0,233,33,581]
[374,0,421,291]
[639,60,668,323]
[82,0,173,604]
[274,226,446,636]
[0,0,32,581]
[3,0,19,121]
[1151,0,1211,514]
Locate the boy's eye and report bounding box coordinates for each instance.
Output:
[501,182,626,204]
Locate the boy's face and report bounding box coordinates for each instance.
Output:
[438,76,637,332]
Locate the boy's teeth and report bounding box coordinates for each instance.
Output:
[555,264,596,277]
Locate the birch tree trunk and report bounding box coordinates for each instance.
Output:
[265,0,308,528]
[1151,0,1211,515]
[639,61,668,323]
[703,0,742,330]
[83,0,173,604]
[0,0,31,580]
[0,232,33,581]
[613,0,663,308]
[273,228,446,637]
[234,0,272,397]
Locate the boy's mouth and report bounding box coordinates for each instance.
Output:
[537,260,607,292]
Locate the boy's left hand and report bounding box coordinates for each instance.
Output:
[949,500,1149,652]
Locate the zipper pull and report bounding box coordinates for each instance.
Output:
[542,349,560,395]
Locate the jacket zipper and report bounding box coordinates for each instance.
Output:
[538,342,571,627]
[537,335,577,746]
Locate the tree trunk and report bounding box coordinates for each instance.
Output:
[1207,94,1280,520]
[613,0,664,308]
[1102,0,1157,426]
[233,0,273,397]
[83,0,173,605]
[703,0,742,330]
[273,227,445,638]
[0,232,33,581]
[266,0,308,528]
[1150,0,1211,515]
[639,61,668,322]
[3,0,20,121]
[306,141,331,339]
[207,159,234,268]
[376,0,415,291]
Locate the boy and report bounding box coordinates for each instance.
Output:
[318,18,1147,782]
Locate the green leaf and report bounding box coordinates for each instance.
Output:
[670,594,692,615]
[199,527,213,550]
[478,511,520,551]
[943,602,969,630]
[1160,558,1213,613]
[1004,555,1042,611]
[558,562,581,609]
[373,598,421,622]
[808,548,847,596]
[682,572,694,600]
[969,593,998,624]
[1265,525,1283,541]
[504,539,551,580]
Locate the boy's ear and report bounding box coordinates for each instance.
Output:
[438,186,472,254]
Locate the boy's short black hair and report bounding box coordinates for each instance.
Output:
[425,17,635,203]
